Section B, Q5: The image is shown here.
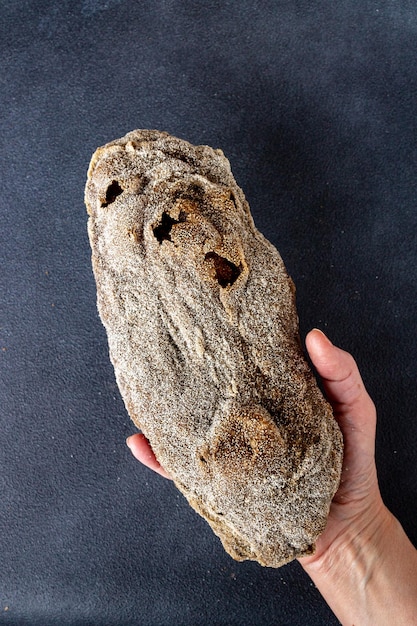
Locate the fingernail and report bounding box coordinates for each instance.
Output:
[312,328,333,345]
[126,436,133,448]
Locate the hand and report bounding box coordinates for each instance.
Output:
[299,331,417,626]
[298,328,390,568]
[126,329,417,625]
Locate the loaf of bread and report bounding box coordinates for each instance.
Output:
[85,130,343,567]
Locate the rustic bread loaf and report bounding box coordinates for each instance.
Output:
[85,130,343,567]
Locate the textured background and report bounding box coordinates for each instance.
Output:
[1,2,416,625]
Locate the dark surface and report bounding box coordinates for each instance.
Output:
[1,2,416,625]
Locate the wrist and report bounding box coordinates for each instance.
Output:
[301,499,392,580]
[299,502,393,625]
[300,504,417,626]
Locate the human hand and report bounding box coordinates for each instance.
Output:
[299,331,417,626]
[126,329,417,625]
[298,329,390,567]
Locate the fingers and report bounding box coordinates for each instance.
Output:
[306,329,375,416]
[306,329,376,459]
[126,433,172,479]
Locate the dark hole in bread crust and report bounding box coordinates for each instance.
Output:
[101,180,123,207]
[205,252,241,287]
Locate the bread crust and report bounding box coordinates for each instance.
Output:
[85,129,343,567]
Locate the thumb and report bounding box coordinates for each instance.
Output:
[306,329,376,461]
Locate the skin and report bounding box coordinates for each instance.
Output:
[126,329,417,625]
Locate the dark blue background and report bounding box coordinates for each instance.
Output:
[1,2,416,624]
